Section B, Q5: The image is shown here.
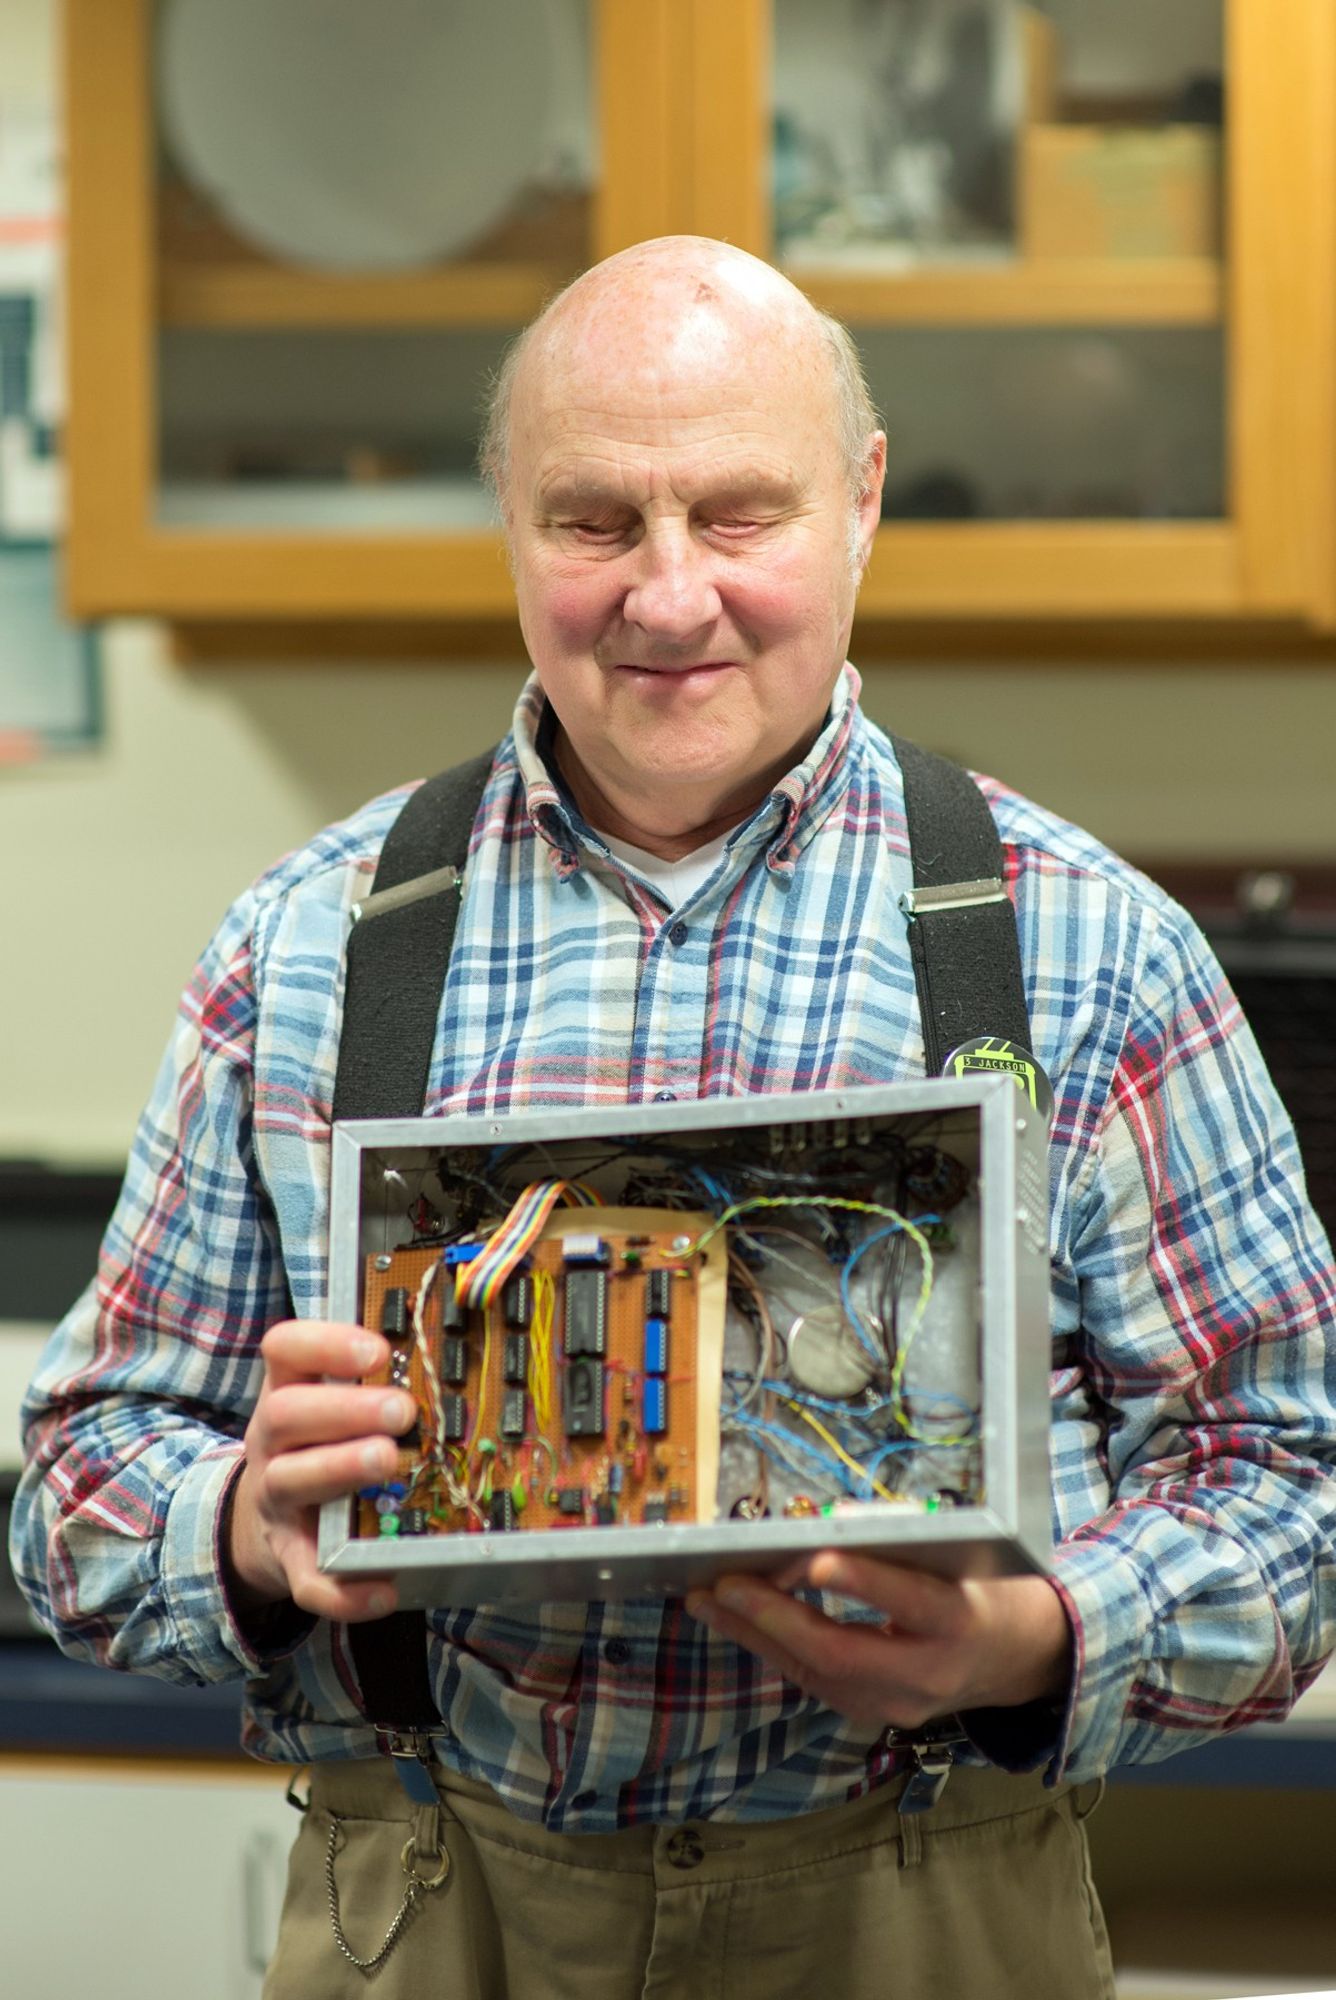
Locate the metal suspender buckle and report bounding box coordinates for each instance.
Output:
[351,863,462,926]
[897,1721,969,1815]
[898,876,1007,919]
[377,1727,447,1806]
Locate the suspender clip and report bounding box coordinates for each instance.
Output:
[897,1722,969,1815]
[899,876,1006,919]
[378,1727,447,1806]
[352,863,462,926]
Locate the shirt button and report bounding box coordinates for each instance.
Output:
[653,1089,676,1103]
[571,1790,598,1811]
[668,920,689,946]
[603,1638,631,1666]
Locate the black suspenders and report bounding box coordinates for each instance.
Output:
[331,747,494,1778]
[892,736,1033,1074]
[328,732,1036,1772]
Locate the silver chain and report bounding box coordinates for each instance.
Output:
[323,1812,447,1975]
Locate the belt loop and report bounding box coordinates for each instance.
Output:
[898,1812,924,1868]
[1073,1776,1107,1822]
[410,1801,444,1869]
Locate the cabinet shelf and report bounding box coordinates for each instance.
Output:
[159,257,575,330]
[793,258,1222,328]
[158,254,1221,333]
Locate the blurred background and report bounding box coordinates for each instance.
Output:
[1,4,1334,1996]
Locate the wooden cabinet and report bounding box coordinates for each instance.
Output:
[64,0,1336,629]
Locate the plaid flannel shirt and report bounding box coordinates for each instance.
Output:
[13,668,1336,1829]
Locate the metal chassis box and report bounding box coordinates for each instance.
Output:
[318,1077,1052,1604]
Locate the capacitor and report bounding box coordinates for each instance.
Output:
[786,1304,877,1399]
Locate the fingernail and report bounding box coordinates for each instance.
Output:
[360,1439,392,1473]
[353,1335,380,1370]
[716,1582,753,1617]
[685,1593,716,1626]
[369,1590,393,1617]
[380,1393,413,1429]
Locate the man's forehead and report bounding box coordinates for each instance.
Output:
[533,441,804,509]
[516,323,836,485]
[521,391,834,503]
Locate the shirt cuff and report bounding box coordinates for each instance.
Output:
[1044,1533,1155,1782]
[160,1445,315,1679]
[960,1695,1066,1774]
[959,1574,1074,1775]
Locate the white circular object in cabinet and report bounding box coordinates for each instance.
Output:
[158,0,574,270]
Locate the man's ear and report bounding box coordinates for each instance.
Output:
[855,432,887,573]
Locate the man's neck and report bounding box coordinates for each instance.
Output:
[550,732,772,862]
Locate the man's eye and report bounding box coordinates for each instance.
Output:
[563,519,627,540]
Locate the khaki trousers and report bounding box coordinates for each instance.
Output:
[263,1757,1115,2000]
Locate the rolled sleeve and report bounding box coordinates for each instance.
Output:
[10,887,297,1686]
[1044,901,1336,1780]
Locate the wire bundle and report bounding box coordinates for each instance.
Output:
[455,1178,601,1311]
[526,1267,556,1432]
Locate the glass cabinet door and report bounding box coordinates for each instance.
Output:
[150,0,595,540]
[63,0,1336,627]
[771,0,1226,526]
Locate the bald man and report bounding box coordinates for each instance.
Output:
[15,239,1336,2000]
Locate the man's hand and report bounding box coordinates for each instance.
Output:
[226,1319,415,1627]
[685,1553,1071,1730]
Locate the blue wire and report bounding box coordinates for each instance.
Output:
[900,1388,978,1424]
[855,1438,921,1500]
[726,1407,862,1495]
[753,1376,893,1422]
[838,1217,940,1360]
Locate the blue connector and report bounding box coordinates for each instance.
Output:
[642,1377,667,1435]
[643,1316,669,1376]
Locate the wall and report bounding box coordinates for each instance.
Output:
[6,620,1335,1164]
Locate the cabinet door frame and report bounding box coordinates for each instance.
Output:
[689,0,1336,626]
[63,0,1336,627]
[63,0,692,620]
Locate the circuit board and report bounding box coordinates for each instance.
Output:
[356,1209,726,1542]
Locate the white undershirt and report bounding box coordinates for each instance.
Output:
[598,830,731,910]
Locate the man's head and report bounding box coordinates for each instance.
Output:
[481,236,886,857]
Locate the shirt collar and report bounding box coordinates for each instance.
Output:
[510,664,863,884]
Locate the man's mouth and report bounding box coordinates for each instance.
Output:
[614,661,735,677]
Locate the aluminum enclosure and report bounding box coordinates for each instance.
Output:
[318,1077,1052,1605]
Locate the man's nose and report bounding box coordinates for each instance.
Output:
[621,521,722,639]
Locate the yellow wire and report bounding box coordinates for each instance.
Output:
[528,1268,554,1431]
[465,1311,493,1454]
[685,1194,950,1438]
[778,1396,900,1504]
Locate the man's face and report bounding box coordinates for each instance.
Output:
[505,274,884,842]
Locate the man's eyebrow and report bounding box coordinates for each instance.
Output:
[537,468,799,512]
[535,475,629,513]
[699,472,796,509]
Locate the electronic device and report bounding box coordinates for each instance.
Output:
[317,1077,1051,1604]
